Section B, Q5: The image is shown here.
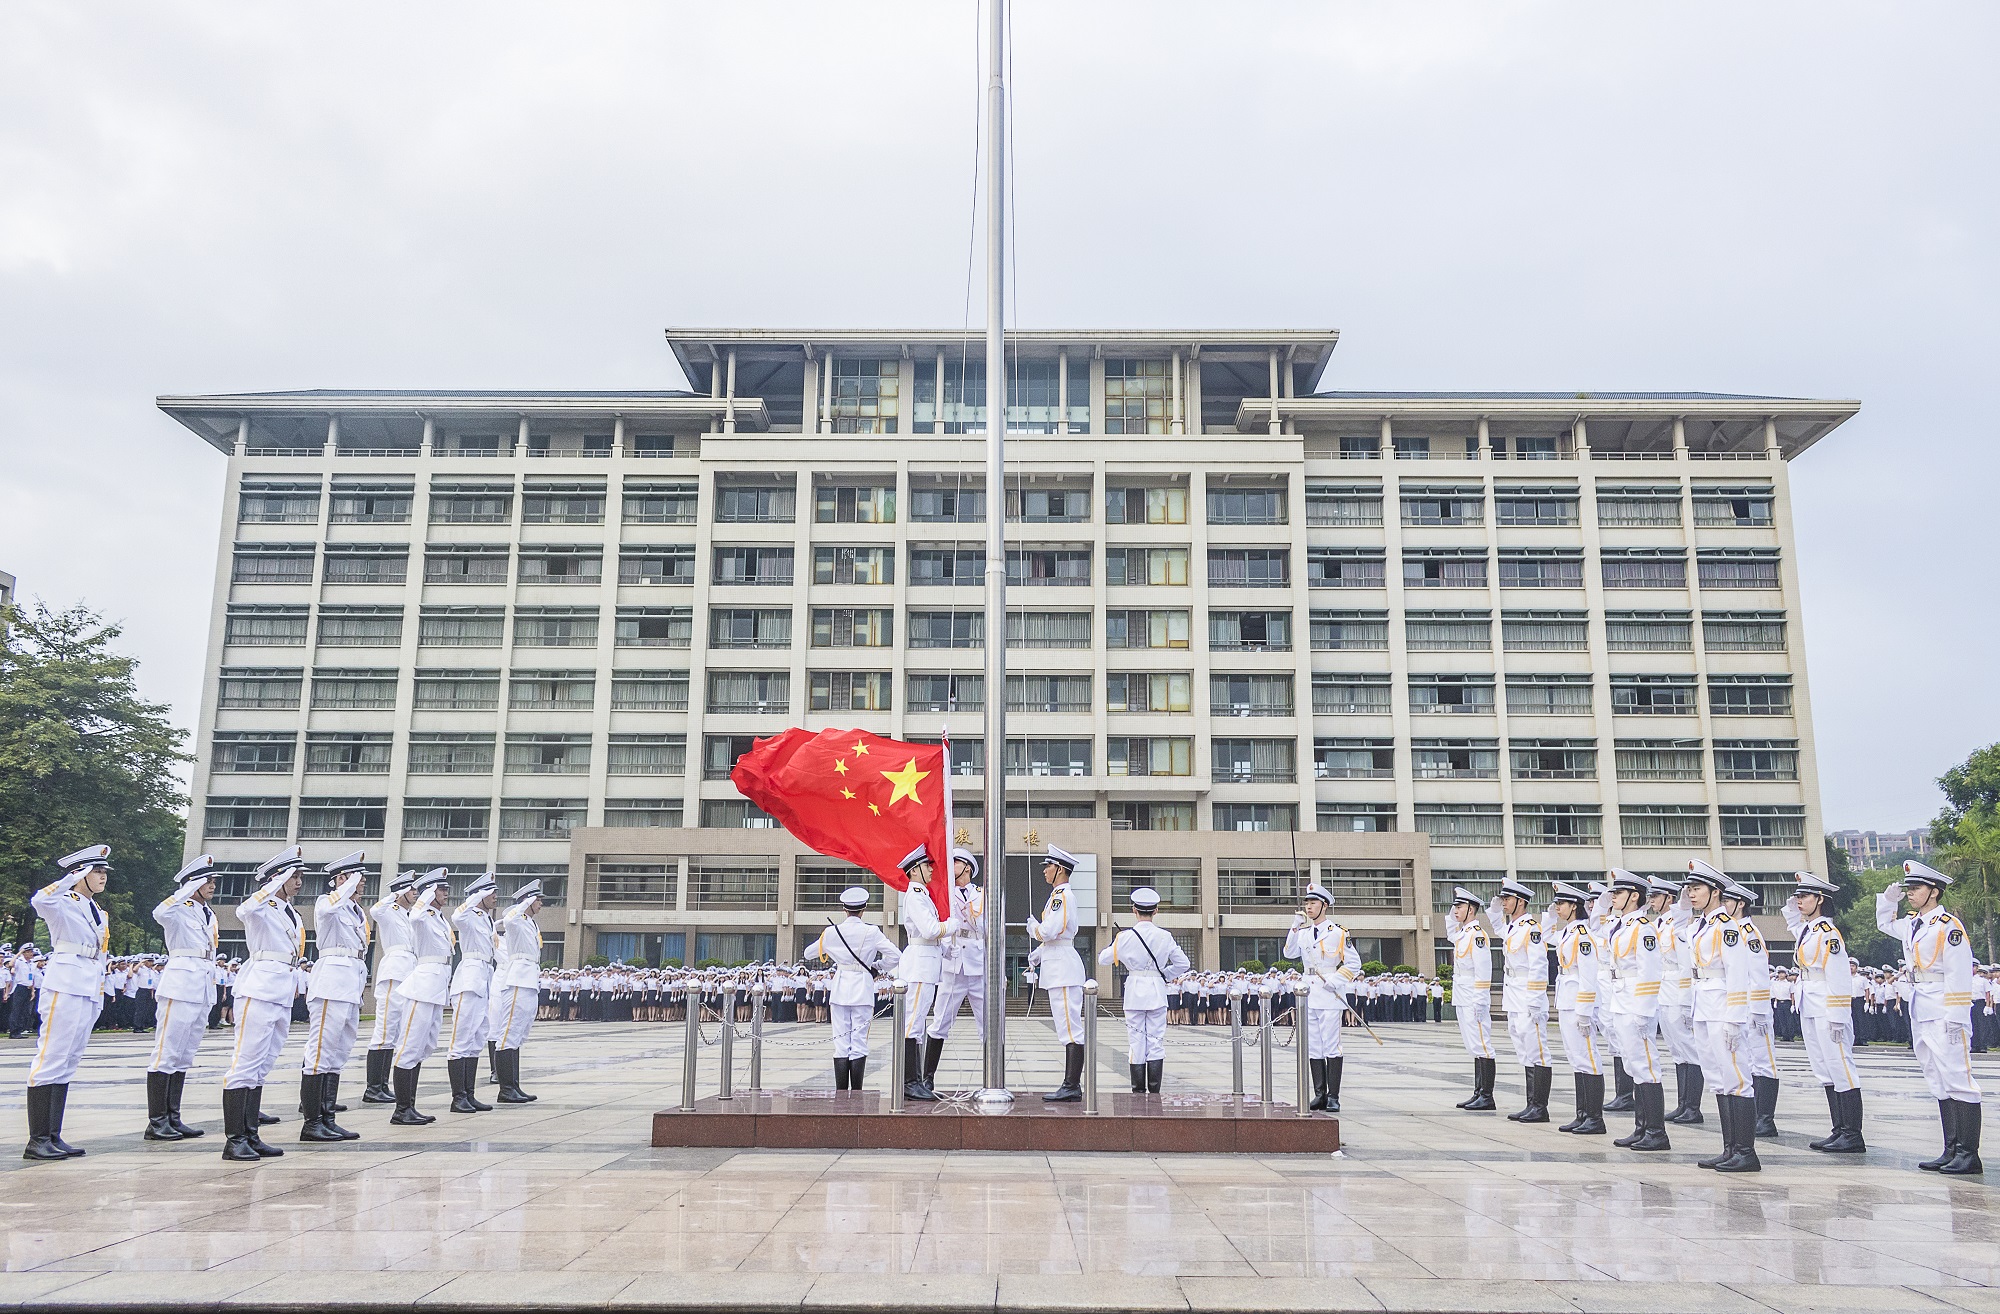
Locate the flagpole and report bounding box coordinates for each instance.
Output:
[977,0,1012,1106]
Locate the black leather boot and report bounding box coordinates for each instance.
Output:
[1130,1064,1146,1093]
[326,1072,348,1113]
[488,1039,500,1086]
[1455,1060,1483,1109]
[903,1039,936,1102]
[1147,1058,1164,1095]
[497,1049,535,1103]
[1507,1066,1535,1121]
[1324,1057,1342,1113]
[849,1057,867,1089]
[1308,1059,1328,1111]
[1629,1082,1671,1151]
[459,1057,492,1111]
[1461,1057,1497,1111]
[362,1049,396,1103]
[1752,1074,1779,1138]
[1714,1095,1762,1172]
[1043,1044,1084,1102]
[1517,1066,1551,1123]
[300,1074,343,1142]
[1572,1074,1607,1135]
[46,1085,83,1157]
[1938,1101,1983,1175]
[1920,1099,1956,1170]
[220,1087,260,1162]
[833,1057,851,1090]
[391,1064,434,1125]
[22,1086,66,1161]
[1678,1065,1705,1125]
[321,1075,359,1139]
[1809,1085,1839,1150]
[166,1071,203,1138]
[1560,1075,1586,1132]
[145,1070,182,1141]
[922,1036,945,1088]
[1819,1087,1865,1153]
[448,1057,481,1113]
[245,1087,283,1156]
[1605,1058,1635,1112]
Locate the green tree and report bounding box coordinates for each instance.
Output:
[1832,865,1903,968]
[1823,836,1858,912]
[1930,742,2000,846]
[1935,808,2000,962]
[0,602,190,950]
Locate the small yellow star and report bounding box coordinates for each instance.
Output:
[880,757,930,808]
[841,788,855,800]
[868,803,881,816]
[851,739,870,756]
[833,759,848,775]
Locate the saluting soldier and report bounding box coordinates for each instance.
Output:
[1782,871,1864,1152]
[389,869,454,1125]
[924,847,986,1090]
[298,851,370,1143]
[361,871,419,1103]
[1028,845,1089,1103]
[1599,869,1671,1152]
[220,846,309,1162]
[489,881,546,1103]
[1878,860,1983,1174]
[803,886,901,1090]
[445,873,500,1115]
[891,845,962,1103]
[22,845,114,1161]
[1283,882,1360,1112]
[1446,887,1497,1111]
[1722,879,1781,1137]
[1547,882,1606,1134]
[1487,878,1553,1123]
[145,855,221,1142]
[1103,886,1192,1095]
[1649,876,1706,1127]
[1683,859,1759,1171]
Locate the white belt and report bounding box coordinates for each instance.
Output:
[53,941,103,959]
[317,947,365,960]
[250,951,297,964]
[418,954,452,965]
[1914,971,1945,984]
[166,954,212,970]
[1503,971,1540,984]
[462,954,494,965]
[1693,968,1725,980]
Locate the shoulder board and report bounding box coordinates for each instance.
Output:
[1634,913,1650,925]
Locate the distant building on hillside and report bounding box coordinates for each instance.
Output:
[1830,827,1934,869]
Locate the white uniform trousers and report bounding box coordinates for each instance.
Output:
[367,978,407,1050]
[1657,1003,1700,1066]
[147,996,210,1074]
[222,997,292,1090]
[1505,1000,1550,1068]
[1609,1011,1663,1085]
[393,1000,444,1071]
[1124,1007,1168,1062]
[1455,994,1494,1060]
[1695,1018,1754,1096]
[447,991,490,1060]
[1913,1018,1982,1103]
[1046,985,1086,1046]
[27,990,102,1087]
[1557,1009,1604,1076]
[1801,1014,1860,1093]
[901,981,938,1040]
[927,972,986,1043]
[301,999,361,1076]
[1304,1005,1344,1061]
[1745,1012,1777,1079]
[830,1002,873,1059]
[490,986,538,1051]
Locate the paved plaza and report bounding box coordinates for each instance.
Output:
[1,1016,1995,1313]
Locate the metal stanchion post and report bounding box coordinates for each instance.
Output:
[1257,986,1274,1104]
[1296,1007,1313,1117]
[1082,980,1100,1115]
[679,986,699,1112]
[749,985,765,1093]
[889,981,908,1113]
[1229,986,1245,1097]
[718,999,736,1100]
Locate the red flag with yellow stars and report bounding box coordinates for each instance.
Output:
[731,727,953,918]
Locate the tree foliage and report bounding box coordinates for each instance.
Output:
[0,602,190,950]
[1930,742,2000,846]
[1832,865,1904,968]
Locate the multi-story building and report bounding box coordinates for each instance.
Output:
[1830,828,1934,869]
[159,327,1855,981]
[0,569,15,610]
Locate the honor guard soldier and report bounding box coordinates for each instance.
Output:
[7,943,40,1039]
[1598,869,1671,1151]
[445,873,500,1114]
[925,848,986,1090]
[891,845,962,1102]
[1103,886,1191,1095]
[1878,860,1983,1174]
[1547,882,1607,1134]
[490,881,545,1103]
[361,870,419,1103]
[803,887,900,1089]
[1282,883,1360,1111]
[22,845,113,1161]
[1721,879,1781,1137]
[298,851,370,1143]
[389,869,454,1125]
[1649,876,1705,1127]
[145,855,221,1142]
[220,846,309,1162]
[1682,859,1759,1171]
[1028,845,1089,1102]
[1782,871,1864,1152]
[1446,887,1497,1111]
[1488,878,1553,1123]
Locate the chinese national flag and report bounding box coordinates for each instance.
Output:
[731,727,953,918]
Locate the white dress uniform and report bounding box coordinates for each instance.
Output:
[1679,861,1760,1168]
[22,845,113,1161]
[295,853,370,1142]
[144,857,222,1142]
[224,851,308,1096]
[1103,893,1192,1090]
[1446,889,1498,1110]
[1487,882,1552,1115]
[927,850,987,1049]
[1282,887,1360,1113]
[1878,861,1983,1174]
[1598,871,1672,1150]
[447,879,497,1061]
[803,891,901,1088]
[491,886,545,1055]
[1782,872,1865,1153]
[1649,878,1704,1125]
[1029,846,1092,1103]
[893,852,963,1043]
[1548,883,1607,1135]
[392,873,453,1060]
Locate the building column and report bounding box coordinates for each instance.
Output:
[235,417,249,456]
[1267,350,1281,436]
[935,349,947,435]
[324,415,340,457]
[612,415,626,458]
[1170,349,1184,435]
[516,415,531,458]
[1476,416,1491,461]
[420,415,435,458]
[724,349,738,434]
[1672,417,1689,459]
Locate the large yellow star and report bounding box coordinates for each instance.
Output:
[881,757,930,808]
[851,739,870,756]
[833,759,848,775]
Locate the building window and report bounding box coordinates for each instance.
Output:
[1314,739,1393,779]
[225,607,308,647]
[1409,675,1496,715]
[1004,738,1092,776]
[1009,611,1091,649]
[603,798,683,829]
[317,607,403,647]
[713,546,793,586]
[615,607,693,648]
[1597,487,1682,527]
[311,669,398,710]
[1703,611,1786,652]
[1615,740,1705,782]
[1213,803,1297,833]
[1620,805,1709,848]
[1698,551,1782,590]
[205,797,290,840]
[1709,676,1793,716]
[702,734,763,780]
[1208,549,1289,588]
[1106,547,1188,587]
[509,672,595,710]
[813,545,896,585]
[1514,805,1602,847]
[329,485,412,524]
[1605,614,1692,651]
[1317,803,1398,834]
[1108,802,1195,831]
[714,481,795,524]
[1006,674,1090,713]
[430,485,514,524]
[1714,740,1798,781]
[815,483,896,523]
[587,860,677,910]
[1601,551,1687,590]
[909,486,984,523]
[1405,612,1490,651]
[1611,675,1698,716]
[699,800,778,829]
[1405,552,1487,589]
[1414,804,1505,846]
[1111,862,1200,911]
[1106,485,1188,525]
[1400,488,1483,526]
[618,546,696,586]
[1306,485,1381,526]
[810,670,893,712]
[1005,545,1088,589]
[1210,738,1294,783]
[1209,673,1291,717]
[1104,609,1186,649]
[907,609,983,649]
[908,544,984,587]
[218,668,302,710]
[504,734,592,775]
[1498,551,1583,589]
[238,482,320,524]
[908,736,983,775]
[1210,610,1290,651]
[1111,671,1194,713]
[418,608,504,647]
[1308,549,1387,589]
[321,547,409,586]
[811,607,894,648]
[518,547,602,586]
[305,732,391,775]
[298,797,387,840]
[1337,435,1380,459]
[1495,490,1578,526]
[521,483,606,524]
[1103,358,1170,434]
[1312,674,1392,715]
[1413,740,1499,780]
[689,859,781,908]
[1506,676,1593,715]
[709,608,791,649]
[1509,741,1596,780]
[610,670,689,711]
[1208,486,1287,526]
[707,671,790,714]
[212,732,296,775]
[623,482,698,524]
[402,798,491,841]
[907,673,983,713]
[607,734,686,776]
[1693,487,1775,527]
[499,798,586,840]
[232,546,315,585]
[830,359,900,433]
[1720,806,1806,848]
[1310,611,1389,650]
[424,547,510,585]
[1501,612,1588,651]
[1006,487,1091,523]
[1107,737,1195,778]
[512,609,599,648]
[406,734,496,775]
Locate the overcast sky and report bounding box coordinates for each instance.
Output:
[1,2,1993,831]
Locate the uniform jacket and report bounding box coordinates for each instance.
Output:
[1102,922,1191,1011]
[1686,905,1755,1024]
[805,917,901,1007]
[31,873,109,998]
[307,874,371,1005]
[1448,916,1491,1006]
[448,897,496,998]
[494,906,544,991]
[1283,918,1360,1011]
[1553,916,1602,1021]
[1487,906,1550,1015]
[152,894,220,1006]
[1028,881,1087,989]
[394,896,455,1006]
[233,890,307,1006]
[1876,890,1977,1025]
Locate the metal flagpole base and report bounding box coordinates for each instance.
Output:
[971,1087,1016,1111]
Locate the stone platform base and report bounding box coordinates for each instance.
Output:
[651,1089,1340,1153]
